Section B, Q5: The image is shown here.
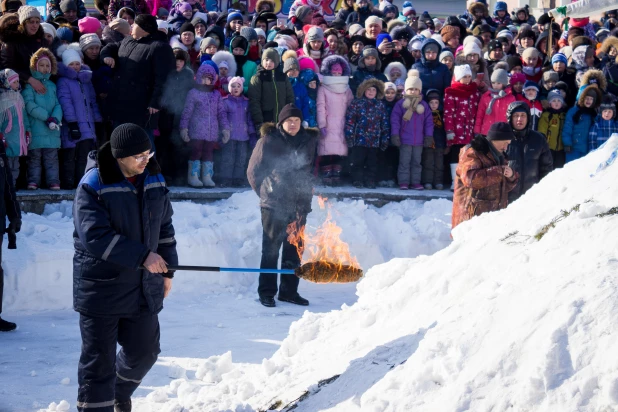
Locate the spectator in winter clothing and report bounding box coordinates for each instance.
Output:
[512,6,536,27]
[521,47,543,83]
[299,68,319,128]
[224,9,243,48]
[589,96,618,151]
[452,122,518,230]
[505,101,553,203]
[180,63,230,188]
[57,45,103,189]
[390,70,433,190]
[538,90,567,169]
[508,71,526,101]
[282,51,311,122]
[101,14,175,131]
[248,47,295,131]
[229,36,258,95]
[411,38,451,99]
[297,26,329,68]
[349,46,387,96]
[169,22,201,71]
[107,0,149,21]
[247,104,318,308]
[167,2,193,35]
[444,64,481,190]
[335,0,355,22]
[458,39,489,93]
[220,77,255,187]
[563,85,602,163]
[317,55,353,186]
[422,89,446,189]
[345,0,381,27]
[48,0,88,21]
[22,48,63,190]
[539,70,558,109]
[522,81,543,131]
[467,1,496,32]
[0,69,31,187]
[492,1,511,26]
[73,123,178,412]
[474,68,516,137]
[345,78,390,189]
[550,52,577,107]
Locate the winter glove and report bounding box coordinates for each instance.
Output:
[180,129,190,143]
[249,133,258,148]
[46,117,60,131]
[564,145,571,153]
[446,131,455,141]
[68,123,81,141]
[423,136,434,148]
[7,219,21,250]
[221,130,231,144]
[9,218,21,233]
[390,135,401,147]
[320,127,328,137]
[302,121,308,128]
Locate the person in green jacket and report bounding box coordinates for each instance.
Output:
[22,48,63,190]
[248,47,294,133]
[230,36,257,95]
[0,69,31,187]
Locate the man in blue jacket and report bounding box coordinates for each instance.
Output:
[73,123,178,412]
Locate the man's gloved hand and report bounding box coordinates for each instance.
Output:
[68,123,81,141]
[423,136,434,148]
[222,130,231,144]
[180,129,190,143]
[390,135,401,147]
[9,219,21,233]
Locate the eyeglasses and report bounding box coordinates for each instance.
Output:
[133,152,154,162]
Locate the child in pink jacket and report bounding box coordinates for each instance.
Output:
[474,69,516,136]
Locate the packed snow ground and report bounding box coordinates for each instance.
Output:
[0,193,453,411]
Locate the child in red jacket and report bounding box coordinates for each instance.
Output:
[522,81,543,131]
[444,64,481,190]
[474,69,516,136]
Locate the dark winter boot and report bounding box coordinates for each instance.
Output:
[0,317,16,332]
[321,165,333,186]
[278,294,309,306]
[365,180,376,189]
[331,165,342,186]
[259,296,276,307]
[114,399,131,412]
[219,178,232,188]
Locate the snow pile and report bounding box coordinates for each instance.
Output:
[132,136,618,411]
[3,193,452,312]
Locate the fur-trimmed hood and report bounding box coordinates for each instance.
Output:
[170,34,201,53]
[356,78,385,99]
[29,47,57,75]
[390,24,414,42]
[580,69,607,91]
[0,13,20,44]
[383,61,406,82]
[387,19,405,34]
[599,36,618,56]
[256,0,276,12]
[211,50,238,78]
[320,54,351,76]
[577,84,603,109]
[468,1,489,17]
[93,142,161,186]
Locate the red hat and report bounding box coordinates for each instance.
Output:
[510,72,526,85]
[570,17,589,28]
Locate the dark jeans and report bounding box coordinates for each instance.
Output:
[421,147,445,185]
[349,146,378,183]
[258,208,306,299]
[220,140,249,181]
[77,313,160,411]
[61,139,95,189]
[377,146,399,182]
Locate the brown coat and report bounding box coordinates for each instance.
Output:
[452,136,519,229]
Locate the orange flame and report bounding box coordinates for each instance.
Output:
[287,196,360,270]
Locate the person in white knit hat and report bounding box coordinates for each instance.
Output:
[443,64,481,190]
[390,69,433,190]
[462,39,489,93]
[364,15,383,42]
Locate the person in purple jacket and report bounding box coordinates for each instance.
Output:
[180,63,230,188]
[390,70,433,190]
[56,45,102,189]
[220,76,256,188]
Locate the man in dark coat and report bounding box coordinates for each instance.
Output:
[411,38,452,98]
[73,124,178,412]
[0,140,21,332]
[506,101,554,203]
[247,104,319,308]
[100,14,175,132]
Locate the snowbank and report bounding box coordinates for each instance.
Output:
[124,137,618,411]
[2,193,452,312]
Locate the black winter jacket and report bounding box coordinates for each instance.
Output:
[100,31,175,127]
[0,145,20,233]
[247,124,318,215]
[505,102,554,203]
[72,143,178,317]
[0,27,49,86]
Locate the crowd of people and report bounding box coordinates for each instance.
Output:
[0,0,615,193]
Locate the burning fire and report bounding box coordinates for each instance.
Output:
[287,197,360,281]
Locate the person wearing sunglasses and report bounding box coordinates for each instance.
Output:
[72,123,178,412]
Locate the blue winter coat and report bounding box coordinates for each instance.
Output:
[73,143,178,317]
[290,77,311,123]
[22,70,62,150]
[56,63,102,149]
[349,68,388,96]
[563,105,594,162]
[411,39,452,99]
[345,79,391,148]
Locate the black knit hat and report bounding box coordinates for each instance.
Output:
[110,123,152,159]
[486,122,515,141]
[179,21,195,35]
[488,39,502,52]
[135,14,158,36]
[506,55,522,71]
[277,103,303,126]
[231,35,248,51]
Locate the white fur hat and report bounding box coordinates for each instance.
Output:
[463,41,482,56]
[62,48,82,66]
[454,64,472,81]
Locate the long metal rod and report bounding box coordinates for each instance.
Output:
[159,265,297,275]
